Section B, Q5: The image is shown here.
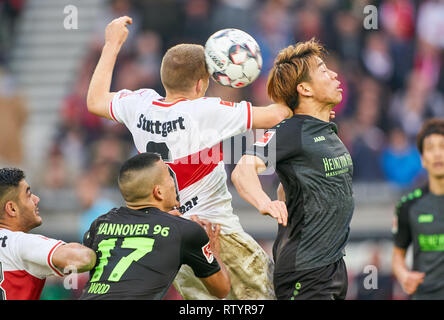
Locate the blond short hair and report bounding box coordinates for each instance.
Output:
[160,44,209,93]
[267,38,326,110]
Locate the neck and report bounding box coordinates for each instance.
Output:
[0,222,19,232]
[164,91,196,102]
[127,201,171,213]
[294,99,333,122]
[428,175,444,196]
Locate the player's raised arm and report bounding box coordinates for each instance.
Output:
[231,155,288,226]
[87,16,132,119]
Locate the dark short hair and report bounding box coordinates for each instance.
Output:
[0,168,25,199]
[417,119,444,154]
[0,168,25,215]
[119,152,161,182]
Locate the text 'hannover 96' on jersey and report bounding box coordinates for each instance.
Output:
[80,207,220,300]
[109,89,253,234]
[0,228,65,300]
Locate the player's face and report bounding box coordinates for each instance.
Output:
[422,134,444,178]
[308,57,342,107]
[16,180,42,232]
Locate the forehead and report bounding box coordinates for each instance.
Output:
[314,56,326,68]
[424,133,444,145]
[18,179,30,191]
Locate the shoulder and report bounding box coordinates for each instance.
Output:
[396,186,428,215]
[119,88,161,99]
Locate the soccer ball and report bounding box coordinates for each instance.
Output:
[204,28,262,88]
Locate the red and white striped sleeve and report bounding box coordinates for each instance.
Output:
[14,232,65,279]
[109,88,162,124]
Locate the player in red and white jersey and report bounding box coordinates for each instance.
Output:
[86,16,291,299]
[0,168,96,300]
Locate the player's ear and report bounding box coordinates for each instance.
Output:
[4,200,18,218]
[152,185,163,201]
[297,82,313,97]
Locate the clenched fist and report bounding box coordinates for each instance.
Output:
[105,16,132,47]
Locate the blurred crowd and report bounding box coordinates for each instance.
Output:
[41,0,444,198]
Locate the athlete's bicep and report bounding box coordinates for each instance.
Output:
[88,92,116,120]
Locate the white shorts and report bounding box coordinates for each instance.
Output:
[173,231,276,300]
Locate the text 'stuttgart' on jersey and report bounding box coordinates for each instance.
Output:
[79,207,221,300]
[0,228,65,300]
[109,89,253,234]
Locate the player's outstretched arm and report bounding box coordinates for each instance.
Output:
[87,16,132,119]
[392,246,425,295]
[232,155,288,226]
[52,243,97,274]
[251,103,293,129]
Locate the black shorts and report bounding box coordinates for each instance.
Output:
[274,258,348,300]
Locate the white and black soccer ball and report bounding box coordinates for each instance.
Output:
[204,28,262,88]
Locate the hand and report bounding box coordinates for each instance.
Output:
[258,200,288,226]
[330,110,336,120]
[105,16,132,47]
[399,271,425,295]
[168,208,182,216]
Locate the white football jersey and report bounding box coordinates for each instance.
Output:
[0,228,65,300]
[110,89,253,234]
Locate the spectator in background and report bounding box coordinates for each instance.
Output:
[92,0,141,53]
[182,0,211,44]
[349,77,385,181]
[76,172,116,241]
[60,73,106,145]
[361,32,394,84]
[332,9,362,68]
[0,67,27,166]
[135,30,163,91]
[210,0,255,34]
[253,0,293,74]
[389,70,444,142]
[380,127,424,190]
[380,0,416,90]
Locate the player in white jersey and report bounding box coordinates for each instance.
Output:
[86,16,291,299]
[0,168,96,300]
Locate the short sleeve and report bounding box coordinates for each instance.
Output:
[393,202,412,249]
[83,218,99,249]
[109,89,162,124]
[181,221,221,278]
[245,120,301,168]
[192,98,253,141]
[14,233,65,278]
